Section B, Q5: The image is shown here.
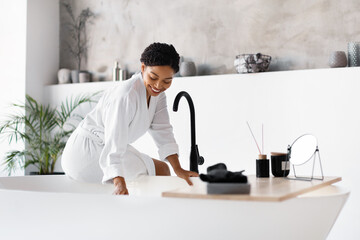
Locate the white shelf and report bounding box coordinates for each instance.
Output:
[45,66,357,90]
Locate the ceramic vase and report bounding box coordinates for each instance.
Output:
[180,61,196,77]
[71,70,79,83]
[57,68,71,84]
[174,56,184,77]
[329,51,347,68]
[347,42,360,67]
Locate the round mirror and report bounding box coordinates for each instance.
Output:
[289,134,318,165]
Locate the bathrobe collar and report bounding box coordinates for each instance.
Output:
[138,72,157,121]
[139,72,151,109]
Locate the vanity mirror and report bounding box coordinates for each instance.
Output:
[286,134,324,181]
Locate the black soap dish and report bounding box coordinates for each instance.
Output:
[207,182,251,194]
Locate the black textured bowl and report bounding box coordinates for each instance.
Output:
[234,53,271,73]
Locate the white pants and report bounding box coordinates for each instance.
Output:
[61,125,156,183]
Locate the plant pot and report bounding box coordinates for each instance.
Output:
[71,70,79,83]
[29,172,65,175]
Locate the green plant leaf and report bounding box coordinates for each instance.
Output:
[2,150,26,176]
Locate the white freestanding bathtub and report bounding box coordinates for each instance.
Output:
[0,175,349,240]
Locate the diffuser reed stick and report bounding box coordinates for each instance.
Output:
[248,122,269,178]
[246,121,261,154]
[262,123,264,154]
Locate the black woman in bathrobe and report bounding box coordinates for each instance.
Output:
[61,43,199,195]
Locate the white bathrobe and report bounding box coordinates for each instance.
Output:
[61,73,179,183]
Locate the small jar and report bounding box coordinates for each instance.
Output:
[270,152,290,177]
[79,71,91,83]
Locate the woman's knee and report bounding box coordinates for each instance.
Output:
[153,159,171,176]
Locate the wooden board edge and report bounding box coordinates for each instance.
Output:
[278,176,342,202]
[162,191,283,202]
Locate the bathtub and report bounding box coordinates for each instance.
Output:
[0,175,349,240]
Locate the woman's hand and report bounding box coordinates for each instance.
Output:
[113,176,129,195]
[166,154,199,185]
[174,168,199,186]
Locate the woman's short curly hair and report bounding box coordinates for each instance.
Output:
[140,42,180,73]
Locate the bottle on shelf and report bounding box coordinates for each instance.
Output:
[113,61,126,81]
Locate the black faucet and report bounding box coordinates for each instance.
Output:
[173,91,204,173]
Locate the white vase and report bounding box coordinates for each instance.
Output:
[57,69,71,84]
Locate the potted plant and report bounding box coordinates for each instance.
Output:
[0,93,99,175]
[62,2,95,83]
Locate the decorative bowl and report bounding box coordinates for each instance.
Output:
[234,53,271,73]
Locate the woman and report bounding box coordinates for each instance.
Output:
[61,43,199,195]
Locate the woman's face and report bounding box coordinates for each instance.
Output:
[141,63,174,98]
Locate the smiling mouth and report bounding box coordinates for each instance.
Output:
[150,86,161,93]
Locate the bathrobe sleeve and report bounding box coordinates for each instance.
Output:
[99,93,135,184]
[148,93,179,161]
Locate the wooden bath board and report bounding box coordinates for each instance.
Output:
[162,175,341,202]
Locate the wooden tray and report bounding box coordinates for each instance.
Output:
[162,176,341,202]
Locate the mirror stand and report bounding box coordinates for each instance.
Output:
[285,146,324,181]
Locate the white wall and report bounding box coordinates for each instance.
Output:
[24,0,59,174]
[26,0,59,103]
[0,0,59,175]
[0,0,27,176]
[45,67,360,239]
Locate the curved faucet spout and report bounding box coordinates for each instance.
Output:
[173,91,204,173]
[173,91,196,147]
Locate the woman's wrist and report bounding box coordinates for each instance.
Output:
[113,176,126,186]
[166,154,183,172]
[173,166,184,174]
[112,176,129,195]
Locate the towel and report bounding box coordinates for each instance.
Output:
[199,163,248,183]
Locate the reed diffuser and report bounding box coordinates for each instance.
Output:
[247,122,269,178]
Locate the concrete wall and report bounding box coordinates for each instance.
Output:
[60,0,360,77]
